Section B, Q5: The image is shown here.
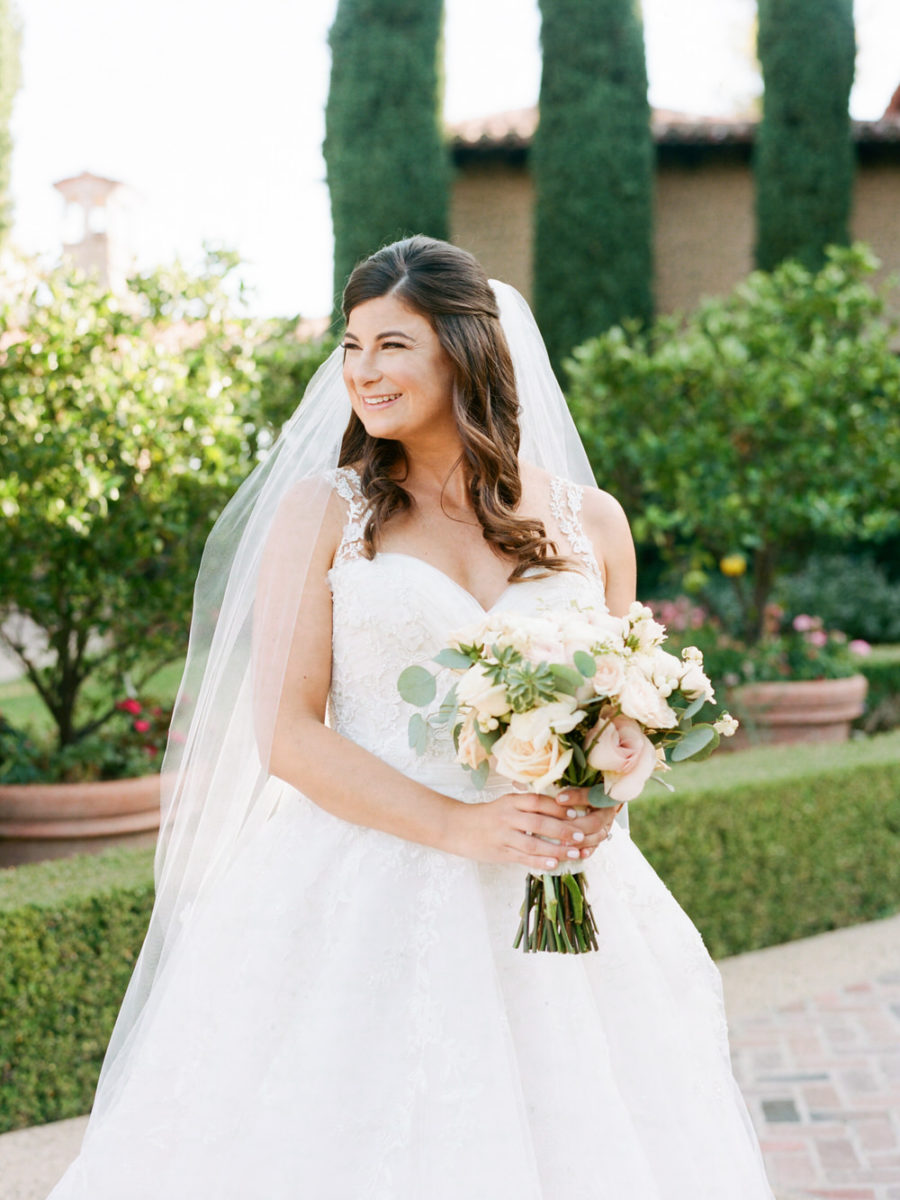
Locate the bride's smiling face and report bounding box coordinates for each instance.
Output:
[342,294,458,443]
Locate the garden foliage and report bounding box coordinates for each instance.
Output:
[0,250,264,752]
[565,246,900,643]
[324,0,448,316]
[3,733,899,1130]
[755,0,855,271]
[533,0,654,374]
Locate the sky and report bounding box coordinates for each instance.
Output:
[8,0,900,319]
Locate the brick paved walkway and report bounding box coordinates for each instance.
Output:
[729,971,900,1200]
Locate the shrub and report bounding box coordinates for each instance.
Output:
[324,0,448,313]
[0,847,154,1131]
[776,553,900,645]
[533,0,653,373]
[0,250,262,755]
[566,245,900,643]
[855,647,900,734]
[755,0,855,271]
[633,731,900,958]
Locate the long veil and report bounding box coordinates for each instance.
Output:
[87,279,621,1123]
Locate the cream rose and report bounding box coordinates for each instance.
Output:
[456,663,510,719]
[713,712,739,738]
[585,714,658,802]
[491,708,574,793]
[590,652,626,699]
[618,664,678,729]
[457,710,490,770]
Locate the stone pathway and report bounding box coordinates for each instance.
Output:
[729,971,900,1200]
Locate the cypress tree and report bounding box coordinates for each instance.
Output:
[533,0,654,375]
[755,0,855,272]
[324,0,448,315]
[0,0,21,244]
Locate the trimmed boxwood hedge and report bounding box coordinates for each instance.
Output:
[0,846,154,1132]
[857,648,900,734]
[633,731,900,958]
[1,732,899,1132]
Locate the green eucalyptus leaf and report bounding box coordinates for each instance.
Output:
[469,760,490,788]
[549,664,583,695]
[397,665,436,707]
[408,713,428,755]
[680,695,707,722]
[433,648,473,670]
[586,783,619,808]
[573,651,596,677]
[475,724,502,752]
[670,723,717,762]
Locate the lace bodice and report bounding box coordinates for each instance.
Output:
[326,467,607,797]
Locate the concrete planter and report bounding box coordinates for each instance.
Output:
[0,774,160,868]
[728,673,868,750]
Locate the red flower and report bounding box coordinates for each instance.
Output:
[133,718,151,733]
[117,698,142,715]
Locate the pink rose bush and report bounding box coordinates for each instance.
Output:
[398,601,737,954]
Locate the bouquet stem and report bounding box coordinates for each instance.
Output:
[514,870,599,953]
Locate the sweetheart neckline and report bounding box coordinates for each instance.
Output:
[329,551,594,615]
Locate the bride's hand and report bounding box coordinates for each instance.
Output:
[554,788,624,857]
[448,790,593,871]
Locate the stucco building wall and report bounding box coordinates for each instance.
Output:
[450,146,900,323]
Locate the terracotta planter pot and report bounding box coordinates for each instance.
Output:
[728,673,868,750]
[0,774,161,868]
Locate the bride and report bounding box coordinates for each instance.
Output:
[50,236,774,1198]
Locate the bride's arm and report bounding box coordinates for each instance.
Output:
[254,484,580,872]
[580,486,637,617]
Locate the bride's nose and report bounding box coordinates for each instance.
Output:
[352,348,382,387]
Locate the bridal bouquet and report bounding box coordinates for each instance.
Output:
[398,601,737,954]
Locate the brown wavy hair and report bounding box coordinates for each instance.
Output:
[338,236,567,580]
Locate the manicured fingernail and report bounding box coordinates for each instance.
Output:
[566,849,580,859]
[566,808,577,818]
[572,830,585,843]
[545,858,557,868]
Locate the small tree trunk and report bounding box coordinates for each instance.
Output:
[746,547,777,644]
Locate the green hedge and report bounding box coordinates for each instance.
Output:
[2,734,899,1131]
[633,732,900,959]
[857,648,900,734]
[0,846,154,1132]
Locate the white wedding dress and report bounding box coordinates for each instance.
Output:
[51,468,774,1199]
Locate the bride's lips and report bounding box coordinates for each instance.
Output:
[358,392,402,410]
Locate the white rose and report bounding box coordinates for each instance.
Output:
[713,712,739,738]
[457,710,490,770]
[618,664,678,729]
[649,648,683,698]
[456,663,510,719]
[585,714,658,803]
[679,660,716,703]
[590,652,626,699]
[492,709,574,793]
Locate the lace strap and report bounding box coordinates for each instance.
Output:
[549,476,604,583]
[329,466,368,563]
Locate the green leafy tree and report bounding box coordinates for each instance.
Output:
[0,0,22,242]
[566,245,900,643]
[324,0,448,316]
[755,0,855,271]
[0,250,265,752]
[533,0,654,375]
